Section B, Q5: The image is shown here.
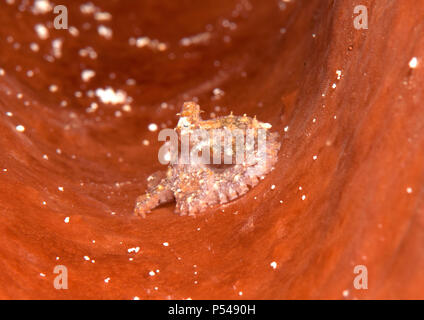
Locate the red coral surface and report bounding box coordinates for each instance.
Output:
[0,0,423,299]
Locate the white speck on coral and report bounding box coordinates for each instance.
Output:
[83,256,90,261]
[15,125,25,132]
[148,123,158,132]
[313,155,318,160]
[95,87,127,105]
[122,105,132,112]
[32,0,52,14]
[52,38,63,58]
[64,216,70,223]
[79,47,97,59]
[163,242,169,247]
[58,186,64,192]
[135,37,148,48]
[86,102,98,113]
[49,84,58,92]
[128,247,140,254]
[98,25,113,40]
[270,261,277,269]
[95,12,112,21]
[212,88,225,99]
[80,2,97,14]
[406,187,413,194]
[409,57,418,69]
[126,78,136,86]
[149,270,155,276]
[69,26,80,37]
[35,24,49,40]
[301,195,306,200]
[81,70,95,82]
[30,43,40,52]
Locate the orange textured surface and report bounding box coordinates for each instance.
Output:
[0,0,423,299]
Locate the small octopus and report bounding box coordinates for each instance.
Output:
[134,102,281,217]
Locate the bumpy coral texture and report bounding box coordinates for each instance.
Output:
[134,102,281,217]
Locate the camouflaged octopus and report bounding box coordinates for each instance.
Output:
[134,102,281,217]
